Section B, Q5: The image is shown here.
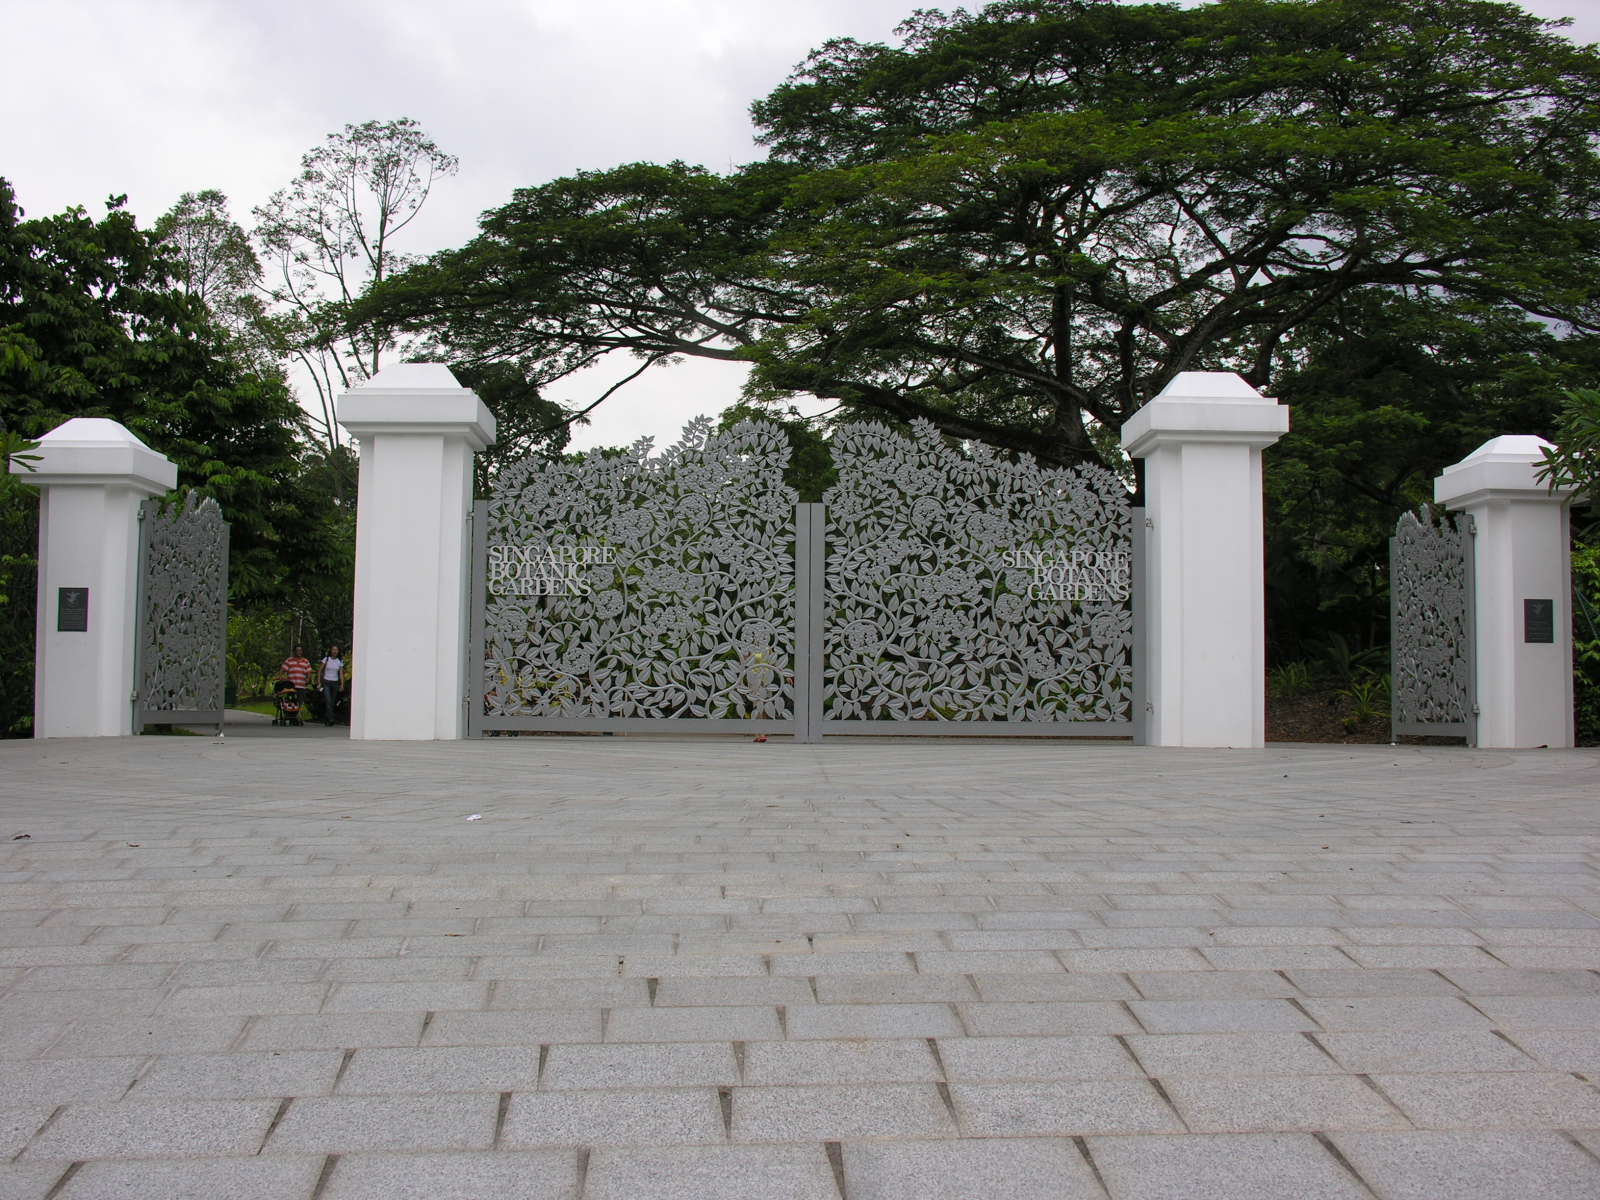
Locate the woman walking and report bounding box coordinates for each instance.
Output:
[318,645,346,726]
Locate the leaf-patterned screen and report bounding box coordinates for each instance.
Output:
[137,493,229,717]
[1391,507,1474,732]
[822,421,1133,724]
[481,419,799,721]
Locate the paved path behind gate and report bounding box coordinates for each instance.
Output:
[0,737,1598,1199]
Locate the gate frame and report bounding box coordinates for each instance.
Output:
[1390,511,1478,745]
[132,496,230,736]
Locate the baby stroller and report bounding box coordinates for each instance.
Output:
[272,679,304,727]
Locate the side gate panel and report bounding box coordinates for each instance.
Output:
[819,420,1135,735]
[1391,507,1477,744]
[134,494,229,733]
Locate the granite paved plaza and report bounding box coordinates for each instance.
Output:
[0,736,1598,1199]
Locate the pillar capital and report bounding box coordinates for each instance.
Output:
[16,417,177,494]
[1434,434,1578,509]
[1121,372,1290,457]
[336,363,496,450]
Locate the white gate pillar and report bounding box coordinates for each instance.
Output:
[1435,435,1576,748]
[1122,372,1290,748]
[338,364,495,740]
[13,418,177,737]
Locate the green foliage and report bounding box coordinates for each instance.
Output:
[0,425,40,734]
[717,403,837,502]
[563,446,632,463]
[0,431,40,477]
[1576,541,1600,745]
[226,608,292,700]
[152,190,278,371]
[1308,633,1388,691]
[1339,674,1392,730]
[0,487,35,737]
[1539,388,1600,538]
[0,177,316,605]
[279,446,358,655]
[1264,290,1583,659]
[366,158,803,425]
[1267,661,1315,700]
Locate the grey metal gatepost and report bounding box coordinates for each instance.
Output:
[793,502,826,743]
[1131,504,1148,746]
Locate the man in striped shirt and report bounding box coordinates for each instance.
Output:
[281,647,311,715]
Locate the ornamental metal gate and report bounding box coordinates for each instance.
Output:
[469,418,1140,740]
[807,421,1136,736]
[134,493,230,734]
[1390,507,1477,744]
[471,418,803,736]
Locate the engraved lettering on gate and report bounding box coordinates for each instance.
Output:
[487,542,615,596]
[999,547,1131,603]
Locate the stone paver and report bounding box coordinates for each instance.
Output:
[1332,1130,1600,1200]
[0,736,1598,1197]
[319,1151,577,1200]
[54,1156,324,1200]
[843,1137,1104,1199]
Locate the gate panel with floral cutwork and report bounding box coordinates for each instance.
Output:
[135,493,230,733]
[815,421,1137,734]
[470,418,804,734]
[1391,507,1477,743]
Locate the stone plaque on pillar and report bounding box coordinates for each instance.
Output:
[57,588,88,632]
[1524,598,1554,644]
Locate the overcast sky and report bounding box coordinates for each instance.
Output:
[4,0,1597,451]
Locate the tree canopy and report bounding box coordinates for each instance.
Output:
[1264,288,1596,656]
[0,178,332,603]
[369,0,1600,470]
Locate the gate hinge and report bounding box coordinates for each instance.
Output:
[1471,703,1480,715]
[1145,701,1154,712]
[1144,518,1154,529]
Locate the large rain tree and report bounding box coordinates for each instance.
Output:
[369,0,1600,470]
